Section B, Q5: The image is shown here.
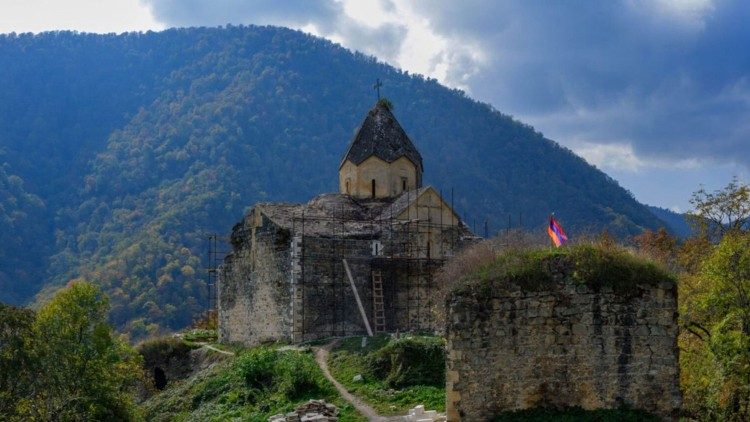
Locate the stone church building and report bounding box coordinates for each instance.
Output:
[218,101,477,345]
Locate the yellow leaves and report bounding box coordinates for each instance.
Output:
[180,265,196,277]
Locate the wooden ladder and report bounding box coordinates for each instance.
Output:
[372,271,386,333]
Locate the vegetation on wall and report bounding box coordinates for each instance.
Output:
[451,243,673,298]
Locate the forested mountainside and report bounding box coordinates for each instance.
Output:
[646,206,692,238]
[0,26,667,336]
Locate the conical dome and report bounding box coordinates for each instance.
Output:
[340,102,423,171]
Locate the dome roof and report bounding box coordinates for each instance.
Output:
[339,102,423,171]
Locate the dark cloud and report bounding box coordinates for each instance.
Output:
[411,0,750,167]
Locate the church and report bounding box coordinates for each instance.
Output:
[218,100,477,345]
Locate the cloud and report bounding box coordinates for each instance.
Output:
[142,0,341,31]
[141,0,408,63]
[408,0,750,169]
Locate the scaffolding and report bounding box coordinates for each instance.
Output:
[286,190,473,340]
[205,234,230,318]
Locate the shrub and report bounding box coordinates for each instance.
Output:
[366,337,445,388]
[137,336,194,368]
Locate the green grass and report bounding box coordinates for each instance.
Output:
[183,329,218,343]
[140,345,365,421]
[454,244,675,298]
[328,335,445,415]
[492,406,661,421]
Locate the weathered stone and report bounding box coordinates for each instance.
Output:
[446,276,681,421]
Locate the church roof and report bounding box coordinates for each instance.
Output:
[252,187,470,237]
[339,102,423,171]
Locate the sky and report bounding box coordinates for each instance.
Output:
[1,0,748,212]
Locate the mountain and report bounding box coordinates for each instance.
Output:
[0,26,665,336]
[647,206,693,238]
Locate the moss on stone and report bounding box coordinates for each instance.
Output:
[453,244,674,298]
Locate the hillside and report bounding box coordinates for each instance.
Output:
[646,205,692,238]
[0,26,666,336]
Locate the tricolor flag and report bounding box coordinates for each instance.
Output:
[547,215,568,247]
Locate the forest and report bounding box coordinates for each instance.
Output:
[0,25,668,336]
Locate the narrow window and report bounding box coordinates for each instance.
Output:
[426,241,431,259]
[402,179,407,191]
[345,179,350,194]
[371,179,376,198]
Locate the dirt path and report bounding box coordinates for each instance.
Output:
[201,343,235,356]
[312,343,399,421]
[191,341,236,356]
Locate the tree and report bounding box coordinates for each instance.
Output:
[0,304,36,417]
[633,227,677,270]
[15,280,143,421]
[680,233,750,420]
[688,177,750,240]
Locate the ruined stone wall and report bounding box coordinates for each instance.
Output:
[446,279,681,420]
[218,215,293,345]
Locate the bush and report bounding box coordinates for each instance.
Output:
[366,337,445,388]
[137,336,194,368]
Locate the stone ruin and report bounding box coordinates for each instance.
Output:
[269,399,339,422]
[445,253,682,420]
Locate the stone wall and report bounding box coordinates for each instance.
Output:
[446,274,681,420]
[218,215,293,345]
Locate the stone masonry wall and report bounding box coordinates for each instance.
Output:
[218,216,293,345]
[446,279,681,420]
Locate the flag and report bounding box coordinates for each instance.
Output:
[547,215,568,247]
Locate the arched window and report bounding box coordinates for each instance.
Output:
[402,178,407,191]
[371,179,376,198]
[345,179,350,194]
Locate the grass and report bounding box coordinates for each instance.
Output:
[182,329,218,343]
[454,243,675,298]
[140,345,365,421]
[328,334,445,415]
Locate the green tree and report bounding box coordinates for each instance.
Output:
[0,303,36,417]
[17,280,143,421]
[688,177,750,240]
[680,233,750,420]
